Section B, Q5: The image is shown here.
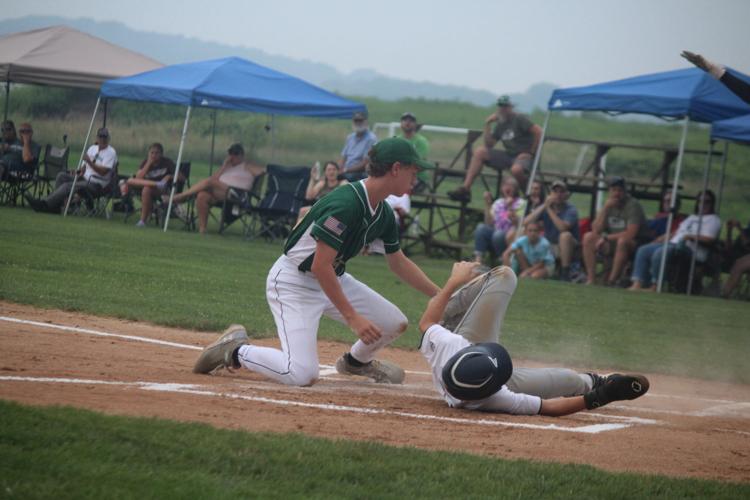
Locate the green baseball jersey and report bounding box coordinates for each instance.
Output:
[284,180,401,276]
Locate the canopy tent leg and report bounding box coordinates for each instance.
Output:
[164,106,192,232]
[63,96,101,217]
[656,117,690,293]
[596,153,608,212]
[208,109,217,175]
[102,98,108,128]
[3,81,9,122]
[686,140,715,296]
[270,114,276,162]
[525,110,550,196]
[716,142,729,215]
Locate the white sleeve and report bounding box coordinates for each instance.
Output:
[699,215,722,239]
[466,385,542,415]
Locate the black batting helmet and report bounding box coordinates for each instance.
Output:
[441,343,513,401]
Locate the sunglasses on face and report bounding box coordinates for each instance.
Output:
[19,129,31,133]
[98,134,109,139]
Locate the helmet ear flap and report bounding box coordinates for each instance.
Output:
[441,343,513,401]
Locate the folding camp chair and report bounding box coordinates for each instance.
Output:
[245,165,310,240]
[34,144,69,197]
[69,162,120,218]
[155,162,194,230]
[0,152,40,206]
[218,172,265,234]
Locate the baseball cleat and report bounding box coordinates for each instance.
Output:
[587,372,607,391]
[604,373,650,400]
[192,324,249,374]
[335,353,405,384]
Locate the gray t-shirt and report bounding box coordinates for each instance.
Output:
[491,113,535,158]
[603,196,649,240]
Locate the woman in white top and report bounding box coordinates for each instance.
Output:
[628,190,721,291]
[172,143,265,234]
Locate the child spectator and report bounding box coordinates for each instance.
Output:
[473,176,526,264]
[503,220,554,279]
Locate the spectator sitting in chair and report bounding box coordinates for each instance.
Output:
[502,219,555,280]
[448,96,541,202]
[339,111,377,182]
[171,143,265,234]
[721,219,750,299]
[524,179,546,216]
[473,176,526,265]
[628,190,721,292]
[582,176,649,286]
[124,143,181,227]
[297,161,348,223]
[645,190,686,242]
[523,180,579,281]
[0,120,40,181]
[26,127,116,214]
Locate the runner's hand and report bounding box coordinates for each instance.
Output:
[448,261,480,287]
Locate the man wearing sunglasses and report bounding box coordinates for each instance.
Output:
[27,127,117,213]
[0,120,40,181]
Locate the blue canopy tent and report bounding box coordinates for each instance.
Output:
[712,113,750,144]
[64,57,366,229]
[530,67,750,292]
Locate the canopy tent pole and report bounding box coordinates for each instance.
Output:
[3,81,9,121]
[208,109,217,175]
[164,106,192,232]
[715,142,729,215]
[63,96,101,217]
[102,98,108,128]
[270,114,276,162]
[525,110,550,196]
[656,117,690,293]
[686,140,714,296]
[596,153,608,212]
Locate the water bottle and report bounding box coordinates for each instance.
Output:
[313,161,321,181]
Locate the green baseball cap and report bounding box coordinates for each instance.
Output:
[496,95,513,107]
[371,137,435,170]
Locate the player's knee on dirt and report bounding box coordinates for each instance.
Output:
[287,362,319,387]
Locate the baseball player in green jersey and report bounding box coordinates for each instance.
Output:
[194,137,441,385]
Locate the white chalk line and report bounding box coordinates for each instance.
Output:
[0,375,632,434]
[0,316,202,351]
[712,428,750,437]
[3,315,746,419]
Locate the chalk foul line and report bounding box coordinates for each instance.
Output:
[0,375,636,434]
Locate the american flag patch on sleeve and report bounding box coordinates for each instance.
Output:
[323,216,347,236]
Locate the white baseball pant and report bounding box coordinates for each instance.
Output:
[237,255,408,386]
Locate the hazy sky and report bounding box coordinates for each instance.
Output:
[4,0,749,93]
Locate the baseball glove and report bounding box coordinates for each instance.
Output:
[584,373,650,409]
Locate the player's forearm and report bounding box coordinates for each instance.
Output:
[539,396,586,417]
[523,203,545,226]
[388,253,440,297]
[418,279,461,332]
[312,262,357,321]
[547,208,570,232]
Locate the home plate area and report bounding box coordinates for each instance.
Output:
[0,304,749,482]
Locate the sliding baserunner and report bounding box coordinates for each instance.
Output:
[193,137,440,385]
[420,262,649,415]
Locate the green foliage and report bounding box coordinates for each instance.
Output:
[1,207,748,383]
[1,401,747,498]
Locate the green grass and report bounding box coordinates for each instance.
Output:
[1,207,748,384]
[1,400,747,498]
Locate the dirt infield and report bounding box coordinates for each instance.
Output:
[1,301,749,483]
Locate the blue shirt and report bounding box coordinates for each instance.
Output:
[341,130,377,171]
[541,202,579,244]
[511,236,555,267]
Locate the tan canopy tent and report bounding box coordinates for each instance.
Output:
[0,25,162,118]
